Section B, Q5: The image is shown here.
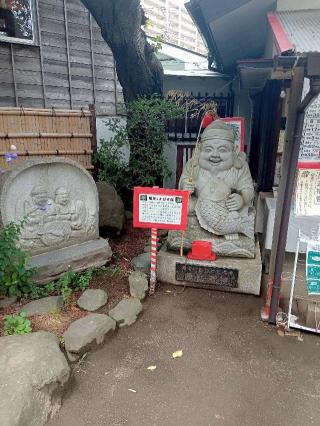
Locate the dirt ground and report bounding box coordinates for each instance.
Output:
[49,284,320,426]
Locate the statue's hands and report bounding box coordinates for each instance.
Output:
[183,181,196,194]
[226,193,244,211]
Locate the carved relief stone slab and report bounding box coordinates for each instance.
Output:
[0,158,99,254]
[0,159,112,282]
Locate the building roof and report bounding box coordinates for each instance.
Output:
[185,0,276,73]
[152,39,229,78]
[163,69,229,78]
[276,10,320,54]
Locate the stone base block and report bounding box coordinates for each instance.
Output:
[157,243,262,296]
[30,238,112,284]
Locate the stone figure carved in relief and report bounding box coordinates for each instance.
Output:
[167,120,256,258]
[19,184,97,251]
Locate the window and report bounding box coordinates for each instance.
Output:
[0,0,35,44]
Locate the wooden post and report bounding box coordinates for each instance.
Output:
[263,67,305,322]
[89,104,97,176]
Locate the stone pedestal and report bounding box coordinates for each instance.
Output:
[30,238,112,284]
[157,243,262,296]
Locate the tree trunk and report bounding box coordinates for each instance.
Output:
[80,0,164,102]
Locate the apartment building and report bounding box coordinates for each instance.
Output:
[141,0,207,55]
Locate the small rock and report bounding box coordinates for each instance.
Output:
[63,314,116,360]
[77,289,108,311]
[20,296,63,316]
[125,210,133,220]
[129,271,149,301]
[0,296,17,309]
[132,253,151,274]
[109,298,143,327]
[96,181,125,233]
[0,331,70,426]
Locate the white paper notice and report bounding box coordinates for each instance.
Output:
[139,194,183,225]
[295,169,320,216]
[299,82,320,163]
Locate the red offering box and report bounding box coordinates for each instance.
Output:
[187,241,216,261]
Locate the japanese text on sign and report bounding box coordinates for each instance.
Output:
[133,187,189,230]
[295,169,320,216]
[139,194,183,224]
[299,81,320,164]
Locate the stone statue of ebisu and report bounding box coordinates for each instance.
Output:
[167,120,256,258]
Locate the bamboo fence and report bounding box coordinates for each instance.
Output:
[0,107,96,171]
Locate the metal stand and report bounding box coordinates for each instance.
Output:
[287,230,320,334]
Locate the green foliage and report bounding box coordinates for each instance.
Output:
[74,270,93,291]
[3,311,32,335]
[150,35,164,52]
[92,265,121,277]
[95,119,131,194]
[30,282,55,300]
[30,270,93,301]
[127,96,183,187]
[0,220,37,298]
[96,96,183,196]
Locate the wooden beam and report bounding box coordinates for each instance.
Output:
[63,0,73,109]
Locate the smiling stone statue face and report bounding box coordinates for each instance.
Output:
[167,119,257,258]
[199,138,234,173]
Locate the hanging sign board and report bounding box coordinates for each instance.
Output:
[221,117,245,152]
[298,84,320,168]
[306,240,320,295]
[133,187,189,230]
[295,168,320,216]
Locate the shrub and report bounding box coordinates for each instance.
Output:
[95,96,183,197]
[3,312,32,335]
[0,221,37,298]
[95,118,130,195]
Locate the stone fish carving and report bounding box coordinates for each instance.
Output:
[167,119,256,258]
[195,177,254,239]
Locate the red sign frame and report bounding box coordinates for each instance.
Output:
[133,187,189,230]
[298,162,320,170]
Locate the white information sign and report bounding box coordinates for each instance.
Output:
[138,194,183,225]
[299,81,320,163]
[295,169,320,216]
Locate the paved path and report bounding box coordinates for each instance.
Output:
[50,286,320,426]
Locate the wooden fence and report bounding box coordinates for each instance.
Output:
[0,107,96,171]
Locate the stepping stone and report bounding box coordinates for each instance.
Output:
[0,297,17,309]
[109,298,142,327]
[129,271,149,301]
[132,253,151,274]
[63,314,116,361]
[77,289,108,311]
[20,296,63,316]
